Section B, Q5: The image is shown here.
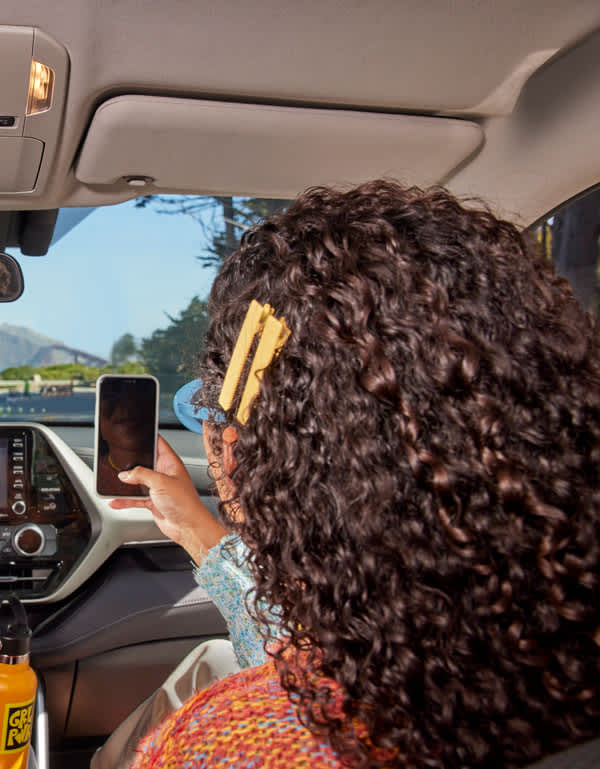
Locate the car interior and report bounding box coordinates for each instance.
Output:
[0,2,599,767]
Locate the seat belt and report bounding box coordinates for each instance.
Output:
[523,737,600,769]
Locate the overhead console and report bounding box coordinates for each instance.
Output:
[0,26,69,196]
[0,426,91,599]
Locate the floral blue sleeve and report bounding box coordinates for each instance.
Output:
[192,534,268,669]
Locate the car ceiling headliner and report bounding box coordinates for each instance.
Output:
[0,0,599,225]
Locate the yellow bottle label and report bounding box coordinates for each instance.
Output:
[0,700,34,754]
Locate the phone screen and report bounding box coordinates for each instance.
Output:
[95,375,158,497]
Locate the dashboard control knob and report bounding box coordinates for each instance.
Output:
[13,525,45,557]
[11,501,26,516]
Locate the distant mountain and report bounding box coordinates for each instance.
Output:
[0,324,108,370]
[0,324,59,349]
[0,324,63,370]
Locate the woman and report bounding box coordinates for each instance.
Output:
[117,181,600,768]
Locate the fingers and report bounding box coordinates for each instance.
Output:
[155,434,191,478]
[118,465,163,489]
[109,498,152,510]
[104,437,223,560]
[156,434,179,464]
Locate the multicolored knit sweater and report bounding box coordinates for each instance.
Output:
[133,659,344,768]
[130,534,345,767]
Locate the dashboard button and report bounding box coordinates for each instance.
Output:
[38,473,60,484]
[13,525,45,557]
[11,501,26,515]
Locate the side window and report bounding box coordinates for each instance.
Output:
[536,187,600,314]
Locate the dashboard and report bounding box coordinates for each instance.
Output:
[0,426,91,599]
[0,423,167,603]
[0,423,227,742]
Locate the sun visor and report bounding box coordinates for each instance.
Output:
[75,96,483,196]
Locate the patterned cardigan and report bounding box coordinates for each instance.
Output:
[131,534,344,768]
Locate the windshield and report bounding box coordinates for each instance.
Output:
[1,195,289,424]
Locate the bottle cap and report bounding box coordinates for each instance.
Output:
[0,597,31,659]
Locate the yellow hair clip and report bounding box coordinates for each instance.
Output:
[218,299,291,424]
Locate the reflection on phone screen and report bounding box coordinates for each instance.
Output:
[96,377,156,496]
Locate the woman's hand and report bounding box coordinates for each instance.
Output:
[109,435,228,564]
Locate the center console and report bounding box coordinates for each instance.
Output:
[0,427,91,599]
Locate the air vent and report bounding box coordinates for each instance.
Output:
[0,564,55,596]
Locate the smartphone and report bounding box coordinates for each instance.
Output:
[94,374,159,497]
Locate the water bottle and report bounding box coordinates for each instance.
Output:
[0,598,37,769]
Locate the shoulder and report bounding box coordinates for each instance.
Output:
[135,660,342,769]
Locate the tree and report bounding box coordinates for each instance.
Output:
[134,195,289,395]
[0,362,147,383]
[139,296,210,392]
[1,365,34,380]
[111,332,138,366]
[135,195,289,268]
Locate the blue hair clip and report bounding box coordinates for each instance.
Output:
[172,378,225,434]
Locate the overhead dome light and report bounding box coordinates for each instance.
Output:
[0,27,68,194]
[26,60,54,115]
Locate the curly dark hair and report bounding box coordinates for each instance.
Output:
[199,180,600,768]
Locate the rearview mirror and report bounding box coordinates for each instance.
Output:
[0,252,24,302]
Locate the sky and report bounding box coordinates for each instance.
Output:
[4,198,219,361]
